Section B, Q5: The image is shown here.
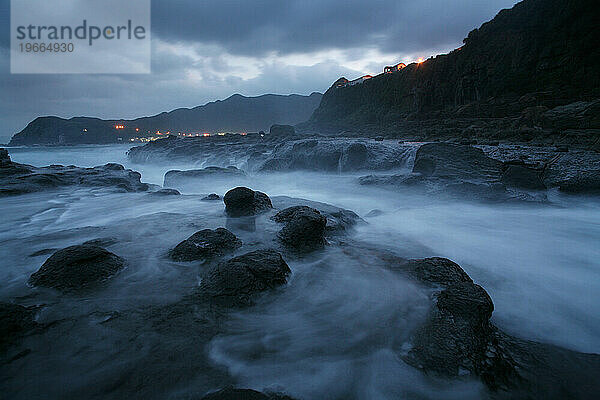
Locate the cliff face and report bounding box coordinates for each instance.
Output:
[307,0,599,133]
[9,93,322,145]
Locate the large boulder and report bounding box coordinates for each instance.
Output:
[273,206,327,252]
[403,282,500,378]
[223,187,273,217]
[29,245,125,292]
[199,249,291,306]
[169,228,242,262]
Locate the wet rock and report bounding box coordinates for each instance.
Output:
[199,249,291,306]
[29,245,125,292]
[201,387,296,400]
[223,187,273,217]
[273,206,327,252]
[150,188,181,196]
[0,155,149,197]
[340,142,368,170]
[403,281,497,377]
[164,167,246,188]
[202,193,221,201]
[0,302,38,353]
[413,143,503,181]
[169,228,242,262]
[558,173,600,194]
[501,165,546,190]
[400,257,473,287]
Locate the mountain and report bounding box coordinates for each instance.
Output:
[9,93,322,145]
[304,0,599,145]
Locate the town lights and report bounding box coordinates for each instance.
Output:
[115,124,125,129]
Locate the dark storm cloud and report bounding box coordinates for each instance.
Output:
[151,0,517,55]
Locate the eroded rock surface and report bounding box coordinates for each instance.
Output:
[198,249,291,306]
[169,228,242,262]
[273,206,327,252]
[29,245,125,292]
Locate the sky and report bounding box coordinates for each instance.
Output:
[0,0,518,143]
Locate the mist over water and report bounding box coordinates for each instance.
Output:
[3,145,600,399]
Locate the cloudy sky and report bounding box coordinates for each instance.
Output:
[0,0,518,143]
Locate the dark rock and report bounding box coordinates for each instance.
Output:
[223,187,273,217]
[274,206,327,252]
[340,142,369,170]
[555,145,569,152]
[151,188,181,196]
[201,387,296,400]
[400,257,473,287]
[164,167,246,188]
[558,173,600,194]
[169,228,242,262]
[413,143,503,181]
[403,281,497,377]
[29,245,125,292]
[269,124,296,137]
[501,165,546,190]
[0,302,38,353]
[0,148,10,165]
[202,193,221,201]
[0,156,149,197]
[198,249,291,306]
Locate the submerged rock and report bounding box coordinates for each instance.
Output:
[0,302,38,353]
[223,187,273,217]
[273,206,327,252]
[150,188,181,196]
[29,245,125,292]
[169,228,242,262]
[199,249,291,306]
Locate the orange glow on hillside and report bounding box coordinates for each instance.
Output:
[417,57,425,64]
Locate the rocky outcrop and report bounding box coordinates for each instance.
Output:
[29,245,125,292]
[198,249,291,307]
[169,228,242,262]
[273,206,327,252]
[257,139,415,172]
[305,0,600,143]
[0,150,149,196]
[223,187,273,217]
[202,193,221,201]
[163,166,246,189]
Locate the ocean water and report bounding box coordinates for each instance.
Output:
[2,144,599,399]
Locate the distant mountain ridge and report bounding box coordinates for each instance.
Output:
[9,92,322,145]
[304,0,599,139]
